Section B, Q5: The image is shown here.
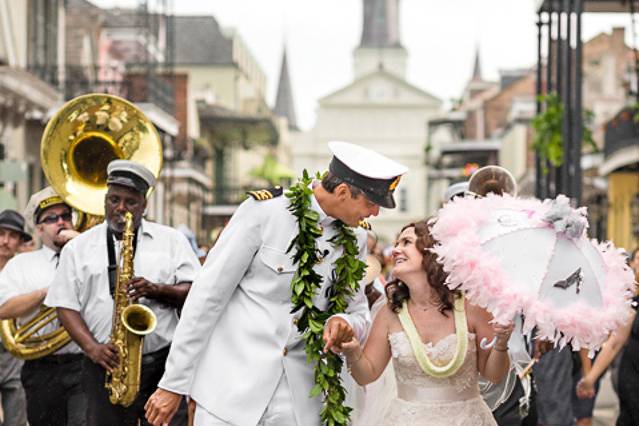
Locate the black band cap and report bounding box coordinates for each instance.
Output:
[107,171,150,195]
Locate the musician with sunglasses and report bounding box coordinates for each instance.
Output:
[0,187,84,426]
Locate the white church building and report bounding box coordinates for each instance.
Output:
[291,0,443,241]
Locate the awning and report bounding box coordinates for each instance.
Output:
[0,66,61,117]
[599,145,639,176]
[137,102,179,136]
[203,204,238,216]
[198,101,278,147]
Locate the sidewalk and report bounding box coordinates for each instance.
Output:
[592,371,618,426]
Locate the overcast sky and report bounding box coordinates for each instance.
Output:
[95,0,638,130]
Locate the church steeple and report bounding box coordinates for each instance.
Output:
[274,46,298,130]
[354,0,407,78]
[360,0,401,48]
[472,46,482,81]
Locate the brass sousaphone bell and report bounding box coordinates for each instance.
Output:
[467,165,518,198]
[42,93,163,221]
[0,94,163,359]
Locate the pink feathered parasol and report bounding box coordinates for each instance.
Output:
[431,194,636,352]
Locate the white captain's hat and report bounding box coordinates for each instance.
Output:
[25,186,69,227]
[106,159,156,195]
[328,141,408,209]
[444,181,469,202]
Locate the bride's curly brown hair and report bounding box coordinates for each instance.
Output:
[385,219,457,315]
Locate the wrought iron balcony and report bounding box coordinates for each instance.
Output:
[600,106,639,175]
[27,64,174,115]
[603,107,638,159]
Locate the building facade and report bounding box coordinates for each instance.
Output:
[0,0,64,211]
[292,0,442,241]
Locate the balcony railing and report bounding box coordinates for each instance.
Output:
[604,106,639,159]
[212,185,251,206]
[27,64,174,115]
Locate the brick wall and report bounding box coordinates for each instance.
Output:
[167,73,188,152]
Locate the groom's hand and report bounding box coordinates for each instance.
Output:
[323,317,354,354]
[145,388,182,426]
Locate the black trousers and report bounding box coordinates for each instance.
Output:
[21,353,86,426]
[81,346,187,426]
[492,378,538,426]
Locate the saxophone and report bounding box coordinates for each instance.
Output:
[105,212,157,407]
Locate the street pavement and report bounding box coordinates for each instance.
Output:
[0,371,624,424]
[592,371,618,426]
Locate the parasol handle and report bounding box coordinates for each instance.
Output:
[480,336,497,350]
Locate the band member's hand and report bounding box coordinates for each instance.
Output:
[187,398,196,426]
[86,342,118,372]
[145,388,182,426]
[58,229,80,243]
[323,317,354,354]
[576,377,596,399]
[37,287,48,301]
[492,321,514,349]
[128,277,160,301]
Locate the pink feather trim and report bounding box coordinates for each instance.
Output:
[431,194,636,352]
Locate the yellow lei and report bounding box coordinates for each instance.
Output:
[398,294,468,379]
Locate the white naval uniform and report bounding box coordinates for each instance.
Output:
[158,192,371,426]
[0,245,81,354]
[44,219,200,354]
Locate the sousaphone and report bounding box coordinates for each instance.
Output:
[467,165,518,198]
[0,93,163,359]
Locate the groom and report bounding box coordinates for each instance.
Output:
[145,141,408,426]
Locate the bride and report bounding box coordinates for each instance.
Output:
[341,220,514,425]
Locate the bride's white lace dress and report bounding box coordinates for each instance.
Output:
[382,331,496,426]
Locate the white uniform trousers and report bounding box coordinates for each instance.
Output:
[193,372,297,426]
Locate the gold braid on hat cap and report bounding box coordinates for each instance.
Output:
[38,196,64,211]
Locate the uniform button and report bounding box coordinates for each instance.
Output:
[283,346,289,356]
[293,318,298,325]
[277,266,283,273]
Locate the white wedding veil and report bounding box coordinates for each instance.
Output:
[479,315,532,412]
[346,295,396,426]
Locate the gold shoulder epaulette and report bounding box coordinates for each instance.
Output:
[358,220,372,230]
[246,186,283,201]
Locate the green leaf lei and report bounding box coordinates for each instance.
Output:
[285,170,367,426]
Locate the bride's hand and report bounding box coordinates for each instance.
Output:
[576,377,596,399]
[339,336,362,359]
[492,321,514,349]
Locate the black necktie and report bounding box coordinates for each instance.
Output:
[54,253,60,269]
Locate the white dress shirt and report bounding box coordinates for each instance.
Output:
[44,220,200,354]
[0,245,81,354]
[158,191,370,426]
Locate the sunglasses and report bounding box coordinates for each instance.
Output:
[39,212,72,225]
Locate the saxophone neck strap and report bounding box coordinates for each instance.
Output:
[106,224,139,298]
